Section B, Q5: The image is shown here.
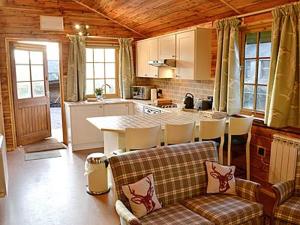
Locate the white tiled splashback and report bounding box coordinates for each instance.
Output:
[136,78,214,103]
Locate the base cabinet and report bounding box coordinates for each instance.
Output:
[65,102,134,151]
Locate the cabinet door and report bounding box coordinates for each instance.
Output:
[136,41,148,77]
[71,105,104,145]
[103,103,129,116]
[176,30,195,80]
[147,39,159,78]
[158,34,176,59]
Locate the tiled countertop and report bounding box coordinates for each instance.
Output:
[87,110,214,133]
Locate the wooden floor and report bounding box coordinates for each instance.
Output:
[0,148,119,225]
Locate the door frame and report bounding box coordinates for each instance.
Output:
[5,37,67,148]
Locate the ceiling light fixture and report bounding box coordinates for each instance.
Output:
[74,24,90,36]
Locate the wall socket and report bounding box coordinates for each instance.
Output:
[257,146,266,157]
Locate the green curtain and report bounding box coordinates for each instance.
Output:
[213,18,241,115]
[118,38,134,99]
[66,35,86,102]
[265,4,300,128]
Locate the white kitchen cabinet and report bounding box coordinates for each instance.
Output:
[158,34,176,60]
[147,39,159,78]
[65,101,134,151]
[136,41,148,78]
[103,102,134,116]
[176,29,212,80]
[136,39,158,78]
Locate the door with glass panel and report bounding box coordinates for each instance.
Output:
[11,43,51,145]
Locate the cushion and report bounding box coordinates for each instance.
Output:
[274,196,300,224]
[206,161,236,195]
[140,203,213,225]
[182,194,263,225]
[122,174,161,218]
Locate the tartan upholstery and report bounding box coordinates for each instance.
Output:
[109,142,217,207]
[235,178,260,202]
[140,203,213,225]
[274,196,300,224]
[115,200,141,225]
[182,194,263,225]
[273,180,295,205]
[274,219,297,225]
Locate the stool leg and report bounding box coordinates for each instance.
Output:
[246,133,251,180]
[227,135,232,166]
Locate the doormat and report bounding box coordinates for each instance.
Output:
[25,150,61,161]
[23,138,67,153]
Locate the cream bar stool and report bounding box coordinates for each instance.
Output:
[125,125,161,151]
[199,118,226,164]
[164,122,195,146]
[227,116,254,180]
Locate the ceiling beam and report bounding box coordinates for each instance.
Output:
[71,0,146,37]
[218,0,242,14]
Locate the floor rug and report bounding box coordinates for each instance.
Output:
[23,138,66,153]
[25,150,62,161]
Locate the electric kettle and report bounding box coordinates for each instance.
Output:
[183,93,194,109]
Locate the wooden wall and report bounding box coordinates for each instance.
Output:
[0,0,138,150]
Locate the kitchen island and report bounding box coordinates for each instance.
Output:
[87,110,214,155]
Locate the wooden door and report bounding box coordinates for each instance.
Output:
[176,30,195,80]
[11,43,51,145]
[158,34,176,60]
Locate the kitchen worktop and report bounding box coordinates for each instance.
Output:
[64,98,131,107]
[87,110,214,133]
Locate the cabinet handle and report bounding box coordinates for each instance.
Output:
[176,75,180,78]
[172,55,175,58]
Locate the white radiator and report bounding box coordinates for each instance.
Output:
[269,134,300,184]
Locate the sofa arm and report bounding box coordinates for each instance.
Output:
[236,178,260,202]
[115,200,142,225]
[272,180,295,206]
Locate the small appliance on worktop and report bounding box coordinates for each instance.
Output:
[131,86,153,100]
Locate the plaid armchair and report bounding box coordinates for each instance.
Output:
[272,151,300,225]
[109,142,263,225]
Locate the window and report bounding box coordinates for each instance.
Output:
[14,49,46,99]
[85,47,118,96]
[241,31,271,114]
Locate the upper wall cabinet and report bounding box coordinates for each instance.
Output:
[136,39,159,78]
[136,28,211,80]
[158,34,176,60]
[176,29,212,80]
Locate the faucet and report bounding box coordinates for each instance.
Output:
[101,84,112,92]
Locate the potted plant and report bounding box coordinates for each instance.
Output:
[95,88,103,101]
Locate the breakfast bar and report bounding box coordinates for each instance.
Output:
[87,110,214,155]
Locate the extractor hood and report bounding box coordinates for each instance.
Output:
[148,59,176,67]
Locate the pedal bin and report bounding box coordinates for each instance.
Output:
[85,153,110,195]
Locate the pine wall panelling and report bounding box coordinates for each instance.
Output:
[0,0,138,150]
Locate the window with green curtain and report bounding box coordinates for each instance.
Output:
[241,31,271,115]
[85,47,118,96]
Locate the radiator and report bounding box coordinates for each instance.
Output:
[269,134,300,184]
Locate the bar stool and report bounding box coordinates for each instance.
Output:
[199,118,226,164]
[164,122,195,146]
[125,126,161,151]
[227,116,254,180]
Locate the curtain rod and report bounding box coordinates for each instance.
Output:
[66,34,136,40]
[235,1,299,19]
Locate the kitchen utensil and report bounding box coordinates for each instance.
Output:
[183,93,194,109]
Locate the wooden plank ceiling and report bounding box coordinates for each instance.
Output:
[75,0,296,37]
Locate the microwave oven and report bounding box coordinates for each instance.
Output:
[131,86,153,100]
